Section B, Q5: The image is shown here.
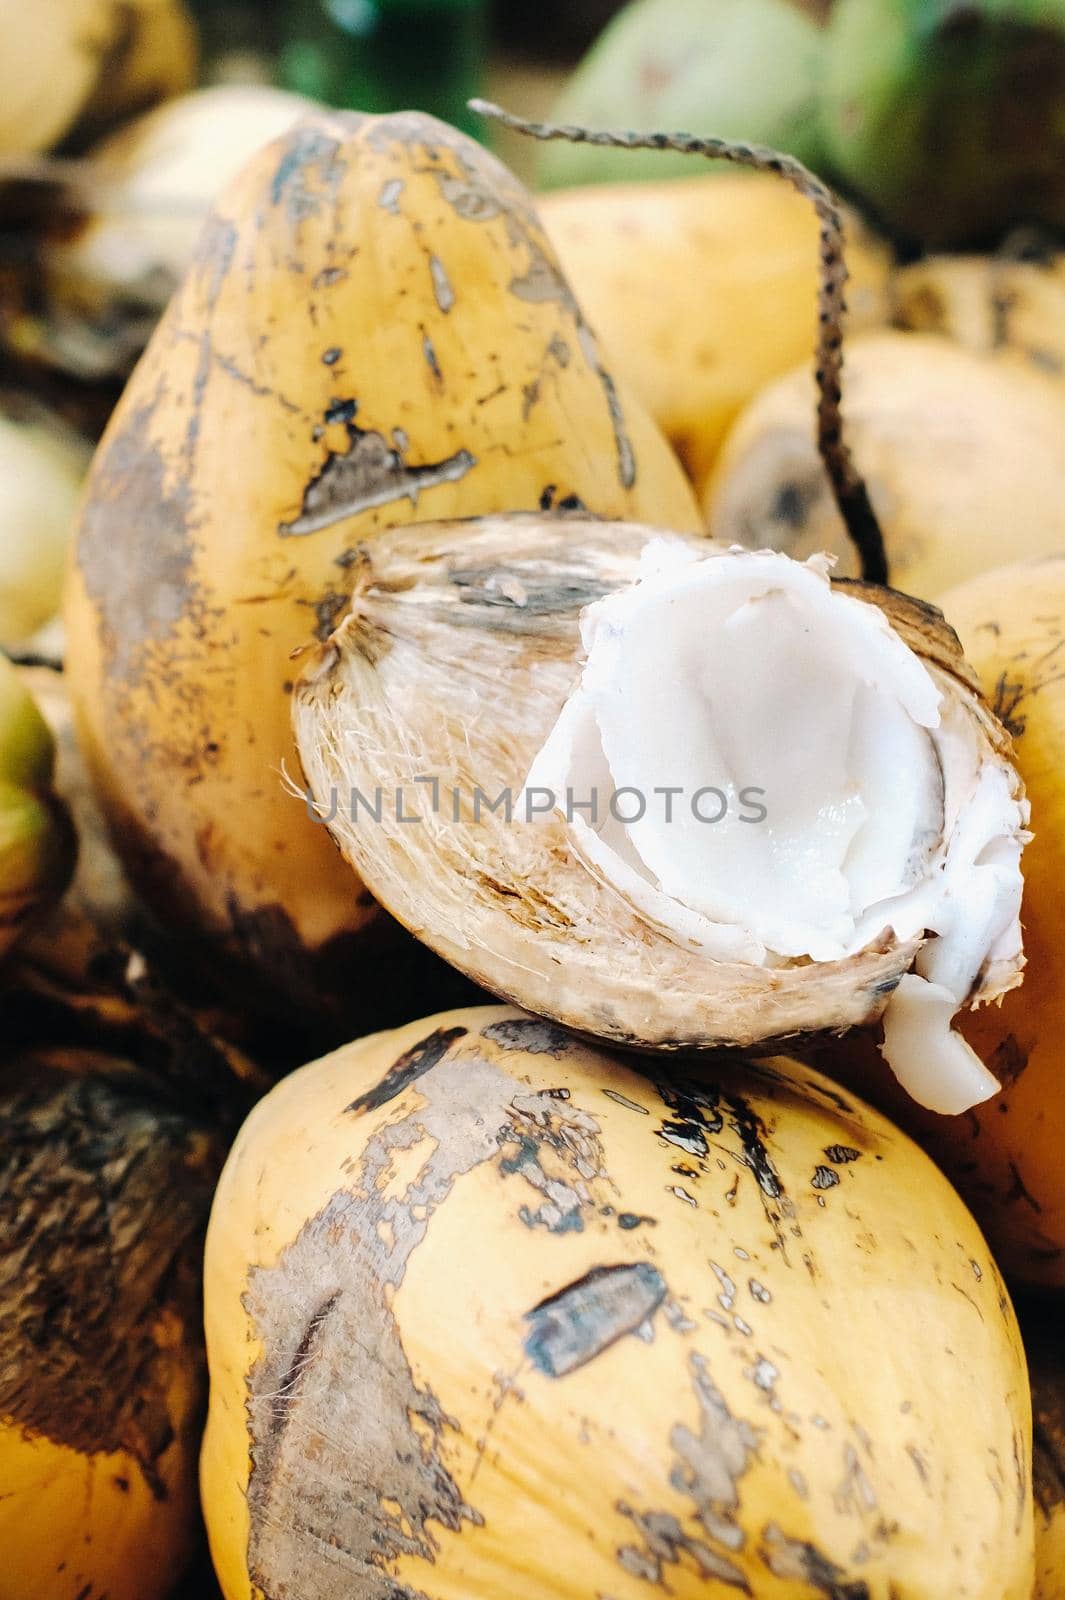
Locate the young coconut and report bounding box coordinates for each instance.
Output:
[201,1006,1034,1600]
[821,0,1065,249]
[892,251,1065,376]
[0,655,75,959]
[0,396,88,648]
[63,107,700,1011]
[705,329,1065,600]
[536,0,830,189]
[18,662,143,944]
[808,555,1065,1287]
[539,172,890,492]
[293,107,1029,1117]
[34,86,317,383]
[0,1021,228,1600]
[0,0,196,158]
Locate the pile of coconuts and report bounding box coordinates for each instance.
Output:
[530,0,1065,597]
[2,45,1065,1600]
[11,2,1065,627]
[542,0,1065,252]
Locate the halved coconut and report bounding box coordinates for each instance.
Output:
[292,514,1028,1114]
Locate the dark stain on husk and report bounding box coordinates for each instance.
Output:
[77,396,201,682]
[760,1522,870,1599]
[347,1025,468,1113]
[281,404,476,537]
[480,1016,570,1054]
[244,1038,620,1597]
[0,1058,217,1496]
[655,1079,725,1160]
[448,563,613,622]
[824,1145,863,1166]
[617,1350,759,1591]
[812,1164,841,1191]
[524,1262,668,1377]
[269,123,349,225]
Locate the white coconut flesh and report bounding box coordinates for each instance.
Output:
[525,542,1028,1115]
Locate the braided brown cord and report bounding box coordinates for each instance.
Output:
[471,98,889,587]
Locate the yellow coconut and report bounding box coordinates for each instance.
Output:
[63,109,700,1005]
[0,1042,223,1600]
[892,253,1065,378]
[705,331,1065,599]
[808,555,1065,1286]
[17,663,137,942]
[0,655,74,958]
[539,173,891,493]
[41,86,317,381]
[202,1005,1033,1600]
[0,0,196,157]
[0,400,88,647]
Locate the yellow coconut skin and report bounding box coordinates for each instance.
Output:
[539,174,892,495]
[946,559,1065,1284]
[0,0,196,157]
[0,1320,200,1600]
[0,405,87,646]
[202,1006,1033,1600]
[64,110,700,996]
[705,331,1065,599]
[0,1029,223,1600]
[893,253,1065,377]
[812,557,1065,1286]
[0,657,74,957]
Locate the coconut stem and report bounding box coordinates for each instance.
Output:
[471,99,890,588]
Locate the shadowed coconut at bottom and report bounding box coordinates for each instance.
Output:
[200,1007,1034,1599]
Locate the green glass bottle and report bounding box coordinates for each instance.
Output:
[278,0,488,136]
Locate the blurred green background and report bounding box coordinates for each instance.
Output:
[181,0,617,165]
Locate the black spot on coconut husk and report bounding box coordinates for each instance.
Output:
[618,1212,657,1231]
[524,1262,668,1378]
[726,1094,784,1202]
[655,1080,725,1161]
[824,1145,863,1166]
[481,1017,569,1054]
[280,403,476,537]
[646,1075,795,1256]
[760,1522,870,1599]
[347,1026,468,1113]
